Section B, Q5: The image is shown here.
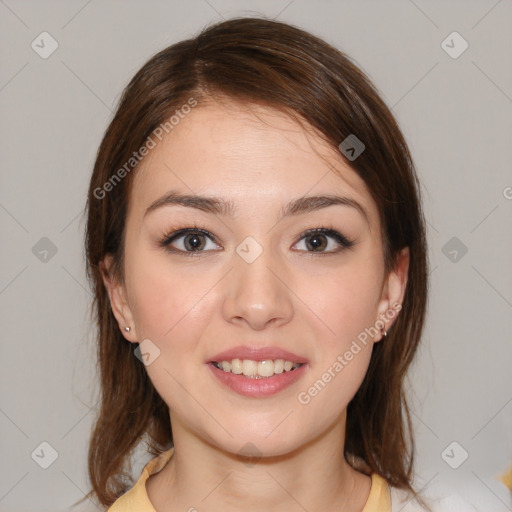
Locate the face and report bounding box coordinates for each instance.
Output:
[103,98,408,458]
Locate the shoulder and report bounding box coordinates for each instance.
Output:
[390,485,480,512]
[390,479,512,512]
[106,448,175,512]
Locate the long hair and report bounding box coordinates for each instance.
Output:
[82,17,428,508]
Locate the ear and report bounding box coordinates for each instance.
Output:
[374,247,409,342]
[100,254,138,343]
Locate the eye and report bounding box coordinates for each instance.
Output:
[160,228,221,254]
[292,228,355,253]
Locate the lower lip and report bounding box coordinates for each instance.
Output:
[207,363,308,398]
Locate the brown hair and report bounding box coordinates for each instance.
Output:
[81,16,429,509]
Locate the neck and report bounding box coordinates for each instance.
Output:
[147,414,372,512]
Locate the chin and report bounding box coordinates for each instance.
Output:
[203,420,312,461]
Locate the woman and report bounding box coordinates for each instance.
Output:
[82,17,429,511]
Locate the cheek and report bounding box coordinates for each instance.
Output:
[301,261,383,349]
[296,268,378,417]
[290,257,384,414]
[125,249,215,341]
[123,252,218,412]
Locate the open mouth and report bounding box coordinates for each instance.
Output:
[210,359,304,379]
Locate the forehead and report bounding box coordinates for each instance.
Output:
[131,99,379,228]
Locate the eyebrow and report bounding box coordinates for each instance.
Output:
[144,190,369,225]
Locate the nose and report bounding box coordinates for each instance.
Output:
[221,247,294,331]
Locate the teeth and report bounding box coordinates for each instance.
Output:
[258,360,274,377]
[242,359,258,377]
[231,359,242,374]
[274,359,284,374]
[213,358,302,378]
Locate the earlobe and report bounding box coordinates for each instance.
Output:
[100,254,138,343]
[375,247,410,341]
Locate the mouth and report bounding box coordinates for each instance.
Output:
[210,359,304,379]
[206,346,308,397]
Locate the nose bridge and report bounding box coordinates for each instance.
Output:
[221,238,294,329]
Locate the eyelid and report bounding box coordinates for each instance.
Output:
[160,227,216,245]
[159,227,221,255]
[291,227,356,252]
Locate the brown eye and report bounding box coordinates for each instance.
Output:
[182,233,206,251]
[160,228,221,254]
[304,233,328,251]
[293,228,355,253]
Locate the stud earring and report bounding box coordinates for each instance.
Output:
[124,326,131,332]
[381,327,387,339]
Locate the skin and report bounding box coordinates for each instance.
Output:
[102,98,409,512]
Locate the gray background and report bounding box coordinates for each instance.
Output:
[1,1,511,511]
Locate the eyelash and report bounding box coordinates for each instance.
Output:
[159,225,356,257]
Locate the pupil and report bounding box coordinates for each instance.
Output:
[307,234,326,251]
[185,234,204,251]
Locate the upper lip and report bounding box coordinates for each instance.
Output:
[208,345,308,364]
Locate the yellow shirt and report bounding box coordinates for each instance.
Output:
[107,448,391,512]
